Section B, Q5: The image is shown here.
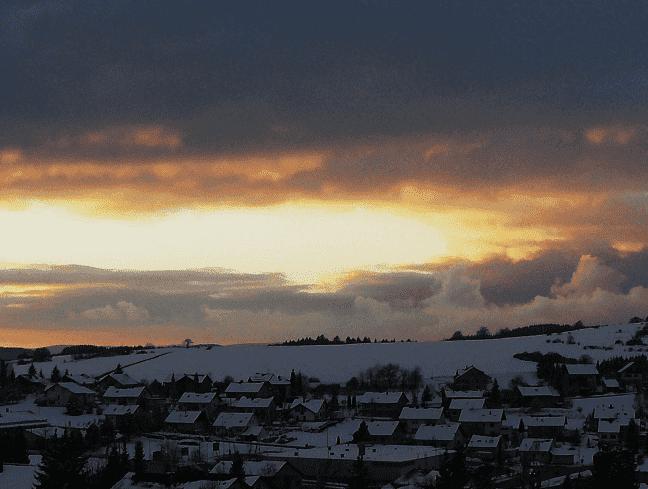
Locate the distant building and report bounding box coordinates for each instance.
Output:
[231,396,277,423]
[210,460,303,489]
[453,366,491,391]
[440,388,484,409]
[413,423,466,450]
[44,382,96,408]
[164,410,209,433]
[356,392,409,418]
[213,412,259,438]
[103,404,142,430]
[618,362,645,386]
[519,438,554,466]
[364,420,407,445]
[225,381,272,399]
[177,392,219,420]
[399,407,445,433]
[289,399,327,422]
[446,398,485,422]
[516,385,560,409]
[560,364,600,396]
[467,435,502,461]
[522,416,566,440]
[95,372,140,395]
[102,386,151,407]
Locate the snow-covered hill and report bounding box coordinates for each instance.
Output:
[14,322,648,384]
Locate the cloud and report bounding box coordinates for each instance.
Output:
[79,301,149,322]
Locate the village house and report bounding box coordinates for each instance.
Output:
[289,398,327,422]
[365,420,407,445]
[177,392,220,420]
[356,392,409,418]
[446,398,485,422]
[592,406,635,431]
[518,438,555,466]
[225,381,272,399]
[467,435,502,461]
[102,386,151,407]
[60,373,94,387]
[173,373,214,394]
[413,423,466,449]
[602,378,621,393]
[458,409,504,437]
[452,366,491,391]
[618,362,646,386]
[210,460,303,489]
[103,404,142,430]
[440,388,485,409]
[560,364,600,396]
[522,416,566,440]
[213,412,259,438]
[231,396,277,423]
[516,385,561,409]
[95,372,140,395]
[501,415,524,446]
[44,382,96,408]
[598,419,631,446]
[14,374,46,396]
[399,407,445,433]
[164,410,210,434]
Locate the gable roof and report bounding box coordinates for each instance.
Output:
[103,386,146,398]
[449,398,485,411]
[46,382,95,395]
[165,410,205,424]
[290,399,325,414]
[179,392,218,404]
[519,438,553,452]
[443,389,484,399]
[459,409,503,423]
[356,392,407,405]
[98,372,139,386]
[565,364,598,375]
[104,404,139,416]
[603,378,620,388]
[233,396,275,409]
[225,382,266,393]
[593,406,635,420]
[468,435,501,448]
[517,385,560,397]
[414,423,461,442]
[399,407,444,420]
[522,416,565,427]
[365,420,401,436]
[214,412,255,429]
[62,373,93,385]
[455,366,488,380]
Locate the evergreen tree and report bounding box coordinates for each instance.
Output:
[347,394,352,409]
[50,365,62,384]
[352,421,371,443]
[436,450,468,489]
[351,395,357,409]
[592,447,638,489]
[28,362,37,378]
[562,474,573,489]
[625,418,640,455]
[421,385,432,407]
[114,363,123,374]
[34,430,88,489]
[230,451,245,479]
[348,456,368,489]
[0,359,7,389]
[489,379,502,408]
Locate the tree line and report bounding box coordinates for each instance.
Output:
[271,335,415,346]
[446,321,589,342]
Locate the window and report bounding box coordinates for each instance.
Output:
[181,447,189,456]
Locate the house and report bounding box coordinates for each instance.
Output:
[164,410,209,433]
[399,407,445,433]
[453,366,491,391]
[14,374,46,396]
[365,420,407,445]
[458,409,504,437]
[501,415,524,446]
[212,460,303,489]
[61,373,94,387]
[175,373,214,394]
[269,376,292,402]
[103,404,142,430]
[225,381,272,399]
[618,362,645,386]
[592,406,635,431]
[44,382,96,408]
[213,412,258,438]
[178,392,220,420]
[290,399,326,422]
[440,388,484,409]
[518,438,554,466]
[446,398,485,422]
[598,419,632,446]
[516,385,561,409]
[102,386,151,407]
[467,435,502,461]
[560,364,600,396]
[602,378,621,393]
[95,372,140,395]
[413,423,466,449]
[231,396,277,423]
[522,416,566,440]
[0,411,49,431]
[356,392,409,418]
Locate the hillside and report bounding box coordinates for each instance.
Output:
[12,321,648,385]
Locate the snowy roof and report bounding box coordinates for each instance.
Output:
[502,415,522,429]
[356,392,406,405]
[449,398,485,411]
[455,366,487,379]
[178,392,218,404]
[522,416,565,427]
[598,420,627,433]
[225,382,266,393]
[268,444,444,464]
[618,362,641,373]
[468,435,501,448]
[103,386,146,398]
[366,420,401,436]
[63,373,93,385]
[459,409,503,423]
[214,412,255,429]
[603,378,620,388]
[518,438,553,452]
[0,410,49,429]
[104,404,139,416]
[210,461,285,475]
[47,382,95,395]
[443,389,484,399]
[594,406,635,420]
[399,407,444,421]
[414,423,461,441]
[290,399,325,414]
[164,410,205,424]
[248,373,274,382]
[517,385,559,397]
[99,372,138,386]
[565,364,598,375]
[233,396,274,409]
[242,425,265,437]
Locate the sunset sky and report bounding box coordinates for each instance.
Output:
[3,1,648,347]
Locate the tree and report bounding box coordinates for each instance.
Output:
[475,326,491,339]
[625,418,640,455]
[184,338,193,348]
[436,450,468,489]
[353,421,371,444]
[0,360,7,389]
[50,365,62,384]
[449,330,464,341]
[33,347,52,363]
[592,447,638,489]
[34,430,88,489]
[230,451,245,479]
[348,456,369,489]
[562,474,573,489]
[489,378,502,408]
[421,385,432,407]
[114,363,123,374]
[28,362,37,378]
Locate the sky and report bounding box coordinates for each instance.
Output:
[2,0,648,348]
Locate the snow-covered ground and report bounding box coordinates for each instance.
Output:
[0,455,41,489]
[11,323,646,385]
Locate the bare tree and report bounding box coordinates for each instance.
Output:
[184,339,193,348]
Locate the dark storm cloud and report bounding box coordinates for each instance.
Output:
[3,0,648,153]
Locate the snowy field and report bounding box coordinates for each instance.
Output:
[11,322,648,385]
[0,455,41,489]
